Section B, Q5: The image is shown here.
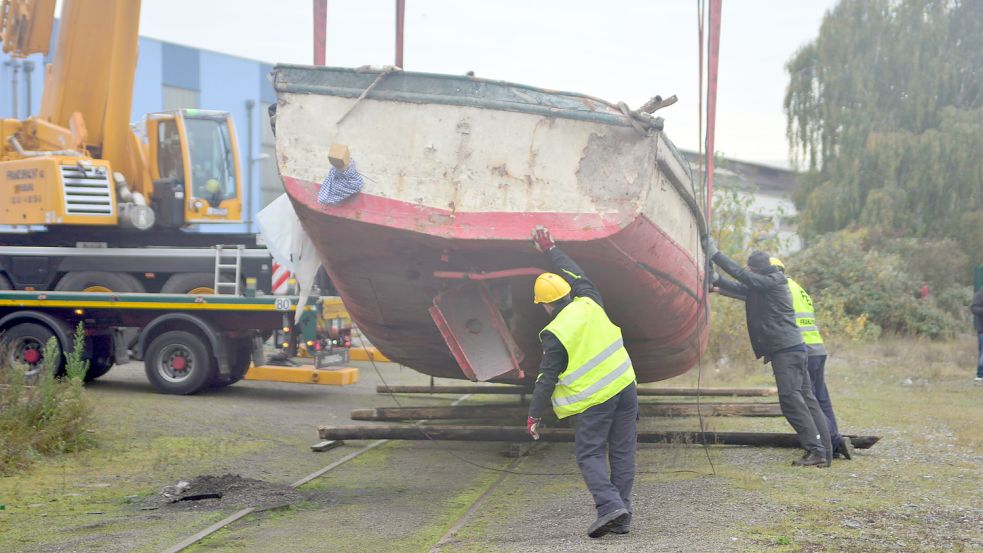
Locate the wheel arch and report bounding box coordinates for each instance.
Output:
[135,313,223,364]
[0,310,76,352]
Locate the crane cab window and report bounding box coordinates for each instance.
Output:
[185,117,237,206]
[156,119,185,182]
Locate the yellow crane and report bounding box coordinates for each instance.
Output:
[0,0,270,296]
[0,0,243,230]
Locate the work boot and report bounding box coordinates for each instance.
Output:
[611,513,631,535]
[838,436,854,460]
[792,452,828,468]
[587,508,629,538]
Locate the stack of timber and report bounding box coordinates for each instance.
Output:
[315,384,881,450]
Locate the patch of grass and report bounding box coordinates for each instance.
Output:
[0,431,268,552]
[0,330,94,475]
[704,336,983,551]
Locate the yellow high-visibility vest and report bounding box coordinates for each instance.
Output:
[540,296,635,419]
[787,277,826,356]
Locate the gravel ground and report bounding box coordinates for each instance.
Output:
[2,340,982,552]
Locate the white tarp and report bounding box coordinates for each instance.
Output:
[256,194,321,323]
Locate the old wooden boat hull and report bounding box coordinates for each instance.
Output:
[272,65,709,383]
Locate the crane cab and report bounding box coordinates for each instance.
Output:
[146,109,243,226]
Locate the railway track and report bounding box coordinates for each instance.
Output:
[161,393,527,553]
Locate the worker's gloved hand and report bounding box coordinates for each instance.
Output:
[531,226,556,252]
[702,236,718,259]
[526,416,542,440]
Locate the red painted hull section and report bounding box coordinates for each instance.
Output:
[284,176,708,384]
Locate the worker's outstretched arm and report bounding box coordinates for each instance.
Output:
[532,226,604,306]
[711,250,777,290]
[714,275,748,301]
[528,332,567,422]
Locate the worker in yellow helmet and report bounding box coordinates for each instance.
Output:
[527,226,636,539]
[770,257,853,460]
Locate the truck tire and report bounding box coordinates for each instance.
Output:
[55,272,144,350]
[85,334,115,382]
[2,322,63,381]
[144,330,214,395]
[55,271,145,293]
[161,273,224,295]
[210,337,253,388]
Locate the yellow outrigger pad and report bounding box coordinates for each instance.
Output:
[348,347,390,363]
[244,365,359,386]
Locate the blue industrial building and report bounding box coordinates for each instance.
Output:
[0,28,281,235]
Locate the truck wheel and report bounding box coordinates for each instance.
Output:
[2,322,63,381]
[144,330,214,394]
[210,337,253,388]
[55,271,145,293]
[85,335,115,381]
[55,273,144,349]
[160,273,221,295]
[160,273,240,295]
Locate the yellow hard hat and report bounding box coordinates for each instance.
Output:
[205,178,221,193]
[534,273,571,304]
[770,257,785,271]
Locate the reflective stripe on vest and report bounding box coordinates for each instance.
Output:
[787,278,824,347]
[540,297,635,419]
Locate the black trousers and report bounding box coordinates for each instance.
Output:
[771,350,832,461]
[573,383,638,517]
[807,355,843,448]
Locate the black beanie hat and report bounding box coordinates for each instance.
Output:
[747,251,772,271]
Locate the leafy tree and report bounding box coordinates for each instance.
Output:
[784,0,983,262]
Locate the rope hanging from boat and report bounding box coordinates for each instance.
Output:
[336,65,400,125]
[318,158,365,205]
[693,0,722,477]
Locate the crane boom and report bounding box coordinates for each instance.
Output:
[40,0,141,172]
[0,0,55,58]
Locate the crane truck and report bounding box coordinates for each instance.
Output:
[0,0,273,295]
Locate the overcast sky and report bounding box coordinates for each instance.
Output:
[135,0,839,167]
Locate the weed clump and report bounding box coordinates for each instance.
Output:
[0,323,94,475]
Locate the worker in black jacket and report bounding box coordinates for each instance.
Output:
[971,287,983,382]
[706,241,832,467]
[527,226,637,538]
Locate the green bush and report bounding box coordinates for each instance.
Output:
[789,230,961,339]
[0,327,94,475]
[706,185,965,367]
[707,295,776,374]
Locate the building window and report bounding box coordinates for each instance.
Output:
[162,85,199,111]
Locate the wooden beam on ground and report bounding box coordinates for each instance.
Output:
[377,384,528,395]
[637,386,777,397]
[376,384,776,397]
[310,440,344,452]
[350,402,782,421]
[317,424,880,449]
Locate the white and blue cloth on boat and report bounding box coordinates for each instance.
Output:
[318,159,364,205]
